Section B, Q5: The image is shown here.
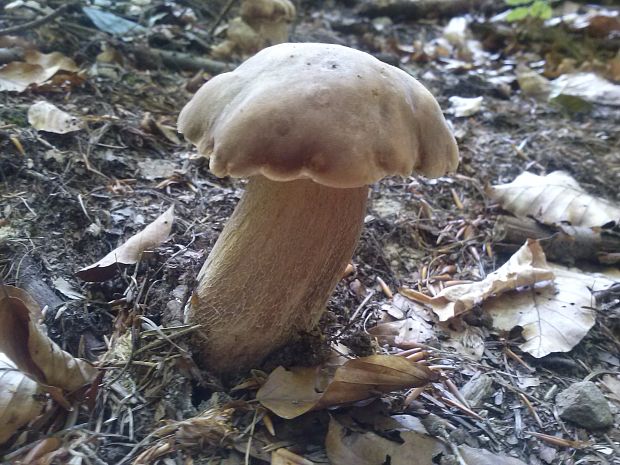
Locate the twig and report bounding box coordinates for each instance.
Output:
[209,0,240,36]
[0,2,75,35]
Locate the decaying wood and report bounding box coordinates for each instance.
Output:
[0,2,76,36]
[131,46,230,74]
[493,215,620,265]
[358,0,501,19]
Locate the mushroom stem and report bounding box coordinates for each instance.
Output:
[187,176,368,373]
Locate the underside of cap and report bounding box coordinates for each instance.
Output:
[178,42,458,188]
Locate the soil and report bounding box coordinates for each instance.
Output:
[1,1,619,464]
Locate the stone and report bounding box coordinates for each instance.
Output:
[555,381,613,429]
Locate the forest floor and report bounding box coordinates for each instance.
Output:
[0,1,619,464]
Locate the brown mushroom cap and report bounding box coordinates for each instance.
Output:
[240,0,296,25]
[178,42,459,188]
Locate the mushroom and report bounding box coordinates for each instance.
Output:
[178,43,458,373]
[240,0,296,47]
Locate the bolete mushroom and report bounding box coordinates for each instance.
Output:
[178,43,458,373]
[240,0,296,47]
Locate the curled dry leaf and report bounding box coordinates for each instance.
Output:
[0,50,78,93]
[0,353,46,444]
[430,240,553,321]
[256,355,437,419]
[28,101,83,134]
[487,171,620,228]
[0,286,97,391]
[369,294,435,346]
[77,205,174,282]
[485,264,616,358]
[325,415,445,465]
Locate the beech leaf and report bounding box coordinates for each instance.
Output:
[77,205,174,281]
[430,240,553,321]
[28,101,83,134]
[257,355,437,419]
[325,415,445,465]
[0,50,78,93]
[487,171,620,228]
[485,264,615,358]
[0,286,97,391]
[0,353,46,444]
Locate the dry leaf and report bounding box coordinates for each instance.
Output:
[0,62,60,92]
[487,171,620,228]
[0,353,46,444]
[24,50,78,73]
[77,206,174,282]
[0,50,78,92]
[0,286,97,391]
[459,445,528,465]
[28,101,83,134]
[485,265,615,358]
[257,355,437,419]
[601,375,620,404]
[369,294,435,345]
[430,240,553,321]
[442,325,485,360]
[325,415,445,465]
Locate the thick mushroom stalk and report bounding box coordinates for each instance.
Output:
[188,177,367,372]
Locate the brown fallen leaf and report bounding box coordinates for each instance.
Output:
[325,415,445,465]
[0,62,59,92]
[77,205,174,282]
[487,171,620,228]
[0,285,97,391]
[430,240,553,321]
[485,264,615,358]
[369,294,435,346]
[0,353,46,444]
[28,101,83,134]
[257,354,437,419]
[0,50,79,93]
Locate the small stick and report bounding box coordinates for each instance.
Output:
[0,2,75,35]
[504,347,535,372]
[404,386,426,407]
[519,393,543,428]
[209,0,239,35]
[376,276,393,298]
[406,351,428,362]
[439,396,484,421]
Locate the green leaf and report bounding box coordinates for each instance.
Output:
[505,0,533,5]
[506,6,531,22]
[530,1,553,19]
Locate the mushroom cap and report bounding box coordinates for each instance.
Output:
[240,0,296,24]
[178,43,459,188]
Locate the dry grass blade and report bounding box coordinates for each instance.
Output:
[132,407,236,465]
[0,285,97,391]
